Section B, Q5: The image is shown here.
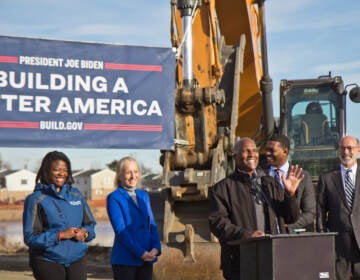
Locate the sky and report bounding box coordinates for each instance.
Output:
[0,0,359,173]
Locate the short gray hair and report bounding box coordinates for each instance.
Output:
[234,137,256,155]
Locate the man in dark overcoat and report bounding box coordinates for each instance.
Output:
[208,137,303,280]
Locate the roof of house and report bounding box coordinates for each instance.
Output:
[73,169,102,177]
[0,169,23,178]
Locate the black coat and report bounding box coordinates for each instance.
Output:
[208,169,299,279]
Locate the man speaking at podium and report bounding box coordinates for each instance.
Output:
[208,137,304,280]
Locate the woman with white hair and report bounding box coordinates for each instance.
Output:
[106,156,161,280]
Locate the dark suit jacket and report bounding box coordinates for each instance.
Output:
[317,166,360,260]
[265,165,316,232]
[288,169,316,231]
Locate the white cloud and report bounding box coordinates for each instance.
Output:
[314,61,360,78]
[267,0,360,32]
[0,1,170,46]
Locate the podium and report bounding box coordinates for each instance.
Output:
[231,233,336,280]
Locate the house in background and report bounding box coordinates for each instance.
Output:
[0,169,36,202]
[74,168,116,200]
[141,172,162,190]
[0,168,117,203]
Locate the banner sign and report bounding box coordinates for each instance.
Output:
[0,35,175,149]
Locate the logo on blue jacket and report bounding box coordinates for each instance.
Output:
[69,200,81,206]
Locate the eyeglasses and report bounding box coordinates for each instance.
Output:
[339,146,358,152]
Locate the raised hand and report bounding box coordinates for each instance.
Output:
[282,164,304,196]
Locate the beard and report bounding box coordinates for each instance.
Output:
[340,155,356,167]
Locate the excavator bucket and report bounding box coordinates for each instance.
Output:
[149,188,223,279]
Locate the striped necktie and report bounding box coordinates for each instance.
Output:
[345,169,355,209]
[274,168,282,184]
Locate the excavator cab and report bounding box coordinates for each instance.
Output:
[279,75,347,182]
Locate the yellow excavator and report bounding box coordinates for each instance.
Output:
[151,1,272,279]
[150,0,360,279]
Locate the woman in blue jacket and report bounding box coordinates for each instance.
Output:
[23,151,96,280]
[106,156,161,280]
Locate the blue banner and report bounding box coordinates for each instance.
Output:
[0,36,175,149]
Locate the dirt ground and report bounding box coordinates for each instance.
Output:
[0,247,113,280]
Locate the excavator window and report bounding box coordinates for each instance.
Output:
[289,100,337,146]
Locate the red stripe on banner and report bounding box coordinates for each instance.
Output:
[84,123,163,132]
[0,56,19,63]
[0,121,39,128]
[104,62,162,72]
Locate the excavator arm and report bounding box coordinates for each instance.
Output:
[162,0,273,201]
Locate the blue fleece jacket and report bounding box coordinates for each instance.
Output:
[23,183,96,267]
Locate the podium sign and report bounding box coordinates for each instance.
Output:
[236,233,336,280]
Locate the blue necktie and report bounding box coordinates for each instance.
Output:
[345,169,355,209]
